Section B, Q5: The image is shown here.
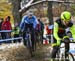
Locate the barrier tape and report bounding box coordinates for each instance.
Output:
[0,37,23,43]
[0,30,12,32]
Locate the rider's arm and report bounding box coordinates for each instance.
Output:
[53,22,61,41]
[20,16,26,31]
[33,16,39,29]
[70,25,75,41]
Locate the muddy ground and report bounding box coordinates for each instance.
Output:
[0,42,52,61]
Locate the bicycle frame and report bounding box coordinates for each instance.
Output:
[26,28,32,47]
[25,28,33,57]
[59,39,75,60]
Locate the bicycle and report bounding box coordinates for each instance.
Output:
[25,28,33,57]
[56,37,75,61]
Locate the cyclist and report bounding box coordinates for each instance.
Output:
[51,11,75,59]
[20,11,38,51]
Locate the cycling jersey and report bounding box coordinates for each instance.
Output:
[20,15,38,31]
[51,11,75,59]
[53,18,75,41]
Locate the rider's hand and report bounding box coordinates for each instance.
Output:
[51,43,57,47]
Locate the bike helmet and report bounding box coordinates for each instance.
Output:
[61,11,71,21]
[27,10,33,16]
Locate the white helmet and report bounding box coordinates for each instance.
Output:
[27,10,33,16]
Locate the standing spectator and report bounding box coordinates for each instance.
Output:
[37,18,44,44]
[45,23,54,43]
[1,16,12,43]
[45,23,51,35]
[13,22,21,43]
[43,22,52,44]
[48,24,54,43]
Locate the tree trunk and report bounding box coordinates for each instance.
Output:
[47,1,53,25]
[9,0,21,23]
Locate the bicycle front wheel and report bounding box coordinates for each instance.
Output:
[66,52,74,61]
[26,39,33,56]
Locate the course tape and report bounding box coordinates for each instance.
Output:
[0,30,12,32]
[0,37,23,43]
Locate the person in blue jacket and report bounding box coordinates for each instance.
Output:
[20,11,38,51]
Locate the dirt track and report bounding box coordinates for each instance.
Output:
[0,43,51,61]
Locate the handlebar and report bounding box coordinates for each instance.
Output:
[51,37,75,47]
[61,38,75,43]
[61,41,75,43]
[69,38,75,40]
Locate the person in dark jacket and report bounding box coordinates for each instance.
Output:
[37,18,44,44]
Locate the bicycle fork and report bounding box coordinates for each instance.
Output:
[65,43,69,60]
[27,33,32,47]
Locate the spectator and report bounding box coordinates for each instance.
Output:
[37,18,44,44]
[13,22,21,43]
[43,23,52,43]
[45,23,53,35]
[48,24,54,43]
[1,16,12,43]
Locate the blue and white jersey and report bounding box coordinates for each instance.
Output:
[20,15,38,31]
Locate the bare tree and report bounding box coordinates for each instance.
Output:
[47,1,53,25]
[9,0,21,23]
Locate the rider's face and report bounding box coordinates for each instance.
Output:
[62,20,70,26]
[28,15,32,18]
